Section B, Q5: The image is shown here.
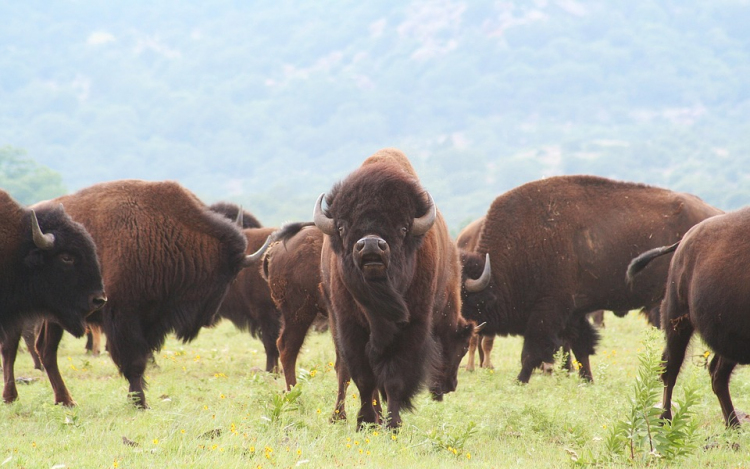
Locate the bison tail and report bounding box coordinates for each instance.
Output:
[626,241,680,285]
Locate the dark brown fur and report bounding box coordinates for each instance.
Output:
[461,175,721,383]
[319,149,469,430]
[0,189,105,404]
[34,180,248,407]
[630,209,750,427]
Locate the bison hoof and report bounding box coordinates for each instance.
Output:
[330,410,347,423]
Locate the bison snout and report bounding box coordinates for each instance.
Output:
[355,236,387,254]
[354,236,390,278]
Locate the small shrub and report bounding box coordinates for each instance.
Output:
[603,328,698,463]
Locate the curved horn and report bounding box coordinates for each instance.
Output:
[242,234,273,268]
[313,193,336,236]
[465,253,491,293]
[30,209,55,250]
[474,321,487,333]
[411,192,437,236]
[235,205,244,228]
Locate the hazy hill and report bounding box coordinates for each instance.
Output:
[1,1,749,229]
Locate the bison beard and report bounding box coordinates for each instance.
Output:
[343,272,410,329]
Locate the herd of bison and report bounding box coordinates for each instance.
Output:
[2,148,749,430]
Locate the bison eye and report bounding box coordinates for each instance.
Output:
[400,226,408,237]
[59,253,75,266]
[338,225,345,236]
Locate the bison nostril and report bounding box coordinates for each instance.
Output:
[92,295,107,309]
[356,240,365,252]
[378,239,387,251]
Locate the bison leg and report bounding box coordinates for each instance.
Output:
[331,350,350,422]
[104,315,150,408]
[518,309,564,383]
[466,334,478,371]
[36,322,75,406]
[568,316,599,382]
[277,300,318,390]
[2,327,22,403]
[660,312,693,421]
[22,322,43,371]
[337,322,379,429]
[480,336,495,369]
[85,323,102,357]
[709,354,740,428]
[261,323,280,374]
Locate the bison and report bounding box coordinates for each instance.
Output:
[460,175,720,383]
[315,148,474,430]
[0,189,106,403]
[456,217,496,371]
[627,208,750,427]
[33,180,253,407]
[207,203,281,373]
[261,222,327,390]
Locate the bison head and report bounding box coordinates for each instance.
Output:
[314,165,436,323]
[24,205,106,337]
[430,318,483,400]
[459,251,498,335]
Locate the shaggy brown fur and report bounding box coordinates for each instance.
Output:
[461,175,721,384]
[34,180,248,407]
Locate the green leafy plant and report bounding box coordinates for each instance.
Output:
[265,385,303,424]
[425,421,477,457]
[604,328,698,463]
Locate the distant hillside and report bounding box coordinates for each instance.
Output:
[1,1,749,228]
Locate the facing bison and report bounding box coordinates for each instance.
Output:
[460,175,721,383]
[34,180,250,407]
[1,190,105,403]
[316,148,471,430]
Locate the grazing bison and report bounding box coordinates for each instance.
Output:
[0,189,106,403]
[456,217,496,372]
[207,203,281,373]
[460,175,720,383]
[33,180,251,407]
[316,148,473,429]
[627,208,750,427]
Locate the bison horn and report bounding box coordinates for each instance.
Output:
[465,253,491,293]
[242,234,273,267]
[313,193,336,236]
[235,205,244,228]
[411,192,437,236]
[474,321,487,333]
[30,209,55,250]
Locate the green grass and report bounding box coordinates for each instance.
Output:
[2,312,750,468]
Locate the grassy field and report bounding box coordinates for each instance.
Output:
[2,312,750,468]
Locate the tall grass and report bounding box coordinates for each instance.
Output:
[1,312,748,468]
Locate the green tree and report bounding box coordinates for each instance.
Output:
[0,145,67,205]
